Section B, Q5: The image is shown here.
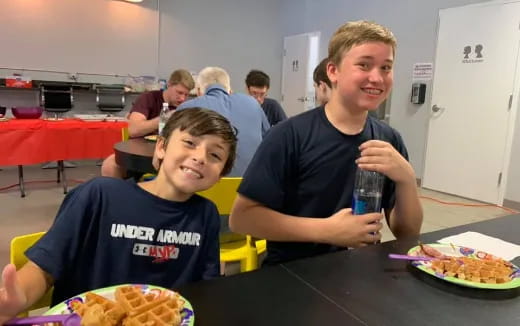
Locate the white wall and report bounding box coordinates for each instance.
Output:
[0,0,159,79]
[157,0,284,99]
[506,99,520,202]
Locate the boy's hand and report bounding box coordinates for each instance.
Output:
[0,264,27,325]
[357,140,415,184]
[324,208,383,247]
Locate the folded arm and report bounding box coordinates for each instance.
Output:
[230,195,383,247]
[127,112,159,138]
[386,178,423,238]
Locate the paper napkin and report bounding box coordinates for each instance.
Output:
[437,231,520,261]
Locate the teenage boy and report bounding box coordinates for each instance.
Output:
[230,21,423,265]
[245,69,287,125]
[0,108,237,322]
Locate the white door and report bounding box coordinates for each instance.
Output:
[281,32,320,117]
[423,2,520,204]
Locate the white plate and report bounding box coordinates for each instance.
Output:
[44,284,194,325]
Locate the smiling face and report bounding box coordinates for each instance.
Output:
[154,129,230,200]
[328,41,393,113]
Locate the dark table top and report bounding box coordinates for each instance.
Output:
[178,214,520,325]
[179,265,364,326]
[113,138,155,174]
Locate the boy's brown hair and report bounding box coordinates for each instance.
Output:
[161,108,238,176]
[168,69,196,91]
[328,20,397,67]
[313,58,332,88]
[245,70,270,89]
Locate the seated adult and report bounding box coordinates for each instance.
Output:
[101,69,195,178]
[313,58,332,106]
[245,70,287,126]
[177,66,270,177]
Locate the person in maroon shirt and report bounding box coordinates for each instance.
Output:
[101,69,195,178]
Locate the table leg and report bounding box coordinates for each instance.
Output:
[18,165,25,198]
[58,160,68,194]
[56,162,61,183]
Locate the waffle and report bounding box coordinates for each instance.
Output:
[123,297,182,326]
[115,285,171,317]
[73,286,184,326]
[74,292,126,326]
[431,256,513,283]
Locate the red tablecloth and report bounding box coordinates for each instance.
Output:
[0,119,127,165]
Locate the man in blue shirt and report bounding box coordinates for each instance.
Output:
[177,67,270,177]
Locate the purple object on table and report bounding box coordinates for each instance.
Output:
[388,253,437,261]
[4,313,81,326]
[11,106,43,119]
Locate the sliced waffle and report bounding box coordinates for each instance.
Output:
[431,256,513,283]
[115,285,170,317]
[123,296,182,326]
[73,292,126,326]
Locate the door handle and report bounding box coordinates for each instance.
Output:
[297,96,308,102]
[431,104,443,113]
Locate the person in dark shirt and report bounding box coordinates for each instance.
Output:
[245,69,287,126]
[0,108,238,322]
[313,58,332,106]
[230,21,423,265]
[101,69,195,178]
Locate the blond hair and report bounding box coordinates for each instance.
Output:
[168,69,195,90]
[328,20,397,66]
[197,67,231,94]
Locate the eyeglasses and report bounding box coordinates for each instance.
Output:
[249,90,267,98]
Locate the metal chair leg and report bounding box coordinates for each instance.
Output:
[58,160,68,194]
[18,165,25,198]
[56,163,61,183]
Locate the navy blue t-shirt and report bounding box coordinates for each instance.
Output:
[26,177,220,305]
[261,98,287,126]
[238,107,408,265]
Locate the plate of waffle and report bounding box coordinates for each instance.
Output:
[44,284,194,325]
[408,243,520,289]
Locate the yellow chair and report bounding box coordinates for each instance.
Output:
[198,177,266,272]
[10,232,53,316]
[121,126,129,141]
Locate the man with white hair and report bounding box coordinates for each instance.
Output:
[177,67,270,176]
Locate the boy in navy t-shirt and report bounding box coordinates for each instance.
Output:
[0,108,237,322]
[230,21,423,265]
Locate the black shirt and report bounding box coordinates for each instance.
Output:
[261,98,287,126]
[238,107,408,265]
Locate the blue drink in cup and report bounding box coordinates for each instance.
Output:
[352,168,384,215]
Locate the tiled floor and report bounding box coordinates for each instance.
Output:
[0,161,515,271]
